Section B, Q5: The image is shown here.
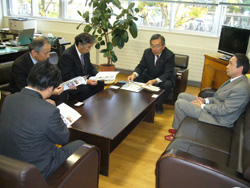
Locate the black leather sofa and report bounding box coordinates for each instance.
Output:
[0,61,13,92]
[156,89,250,188]
[0,144,100,188]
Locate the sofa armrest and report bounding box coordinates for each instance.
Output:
[156,149,250,188]
[47,144,100,188]
[0,91,11,114]
[198,87,217,98]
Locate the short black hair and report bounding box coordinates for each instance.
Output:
[75,33,96,46]
[150,34,165,45]
[29,36,50,53]
[27,61,62,91]
[235,53,250,75]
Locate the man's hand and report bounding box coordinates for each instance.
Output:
[191,97,204,107]
[52,86,64,96]
[46,99,56,106]
[128,73,136,81]
[87,79,98,86]
[146,79,157,85]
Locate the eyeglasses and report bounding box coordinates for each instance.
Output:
[151,44,162,49]
[81,44,93,50]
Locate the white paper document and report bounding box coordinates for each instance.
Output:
[121,81,160,92]
[60,76,86,91]
[89,71,119,81]
[57,103,81,127]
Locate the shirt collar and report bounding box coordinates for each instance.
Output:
[230,75,243,82]
[29,52,37,65]
[75,45,82,59]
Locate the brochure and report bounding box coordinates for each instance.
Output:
[121,81,160,92]
[57,103,81,127]
[89,71,119,81]
[60,76,86,91]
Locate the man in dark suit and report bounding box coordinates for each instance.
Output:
[0,62,85,178]
[9,36,67,105]
[165,53,250,141]
[128,34,175,114]
[58,33,104,101]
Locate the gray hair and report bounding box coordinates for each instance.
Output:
[29,35,50,53]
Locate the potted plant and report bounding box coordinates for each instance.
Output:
[77,0,139,71]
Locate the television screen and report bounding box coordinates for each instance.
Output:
[218,26,250,58]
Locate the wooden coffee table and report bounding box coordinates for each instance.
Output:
[69,84,163,176]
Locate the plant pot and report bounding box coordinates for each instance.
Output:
[99,64,115,71]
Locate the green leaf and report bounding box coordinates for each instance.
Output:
[107,42,113,51]
[95,43,100,49]
[111,53,118,63]
[135,8,139,13]
[84,25,92,32]
[129,21,138,38]
[77,10,82,17]
[112,0,121,8]
[100,49,108,53]
[101,20,109,30]
[76,23,83,30]
[100,40,105,45]
[97,29,102,34]
[128,2,135,10]
[82,11,90,22]
[121,31,129,43]
[98,36,102,41]
[104,52,110,57]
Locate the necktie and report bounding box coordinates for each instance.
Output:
[155,55,160,67]
[80,54,85,72]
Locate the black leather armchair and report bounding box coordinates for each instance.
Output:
[0,144,100,188]
[165,54,189,105]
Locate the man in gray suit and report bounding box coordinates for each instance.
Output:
[0,62,85,178]
[165,53,250,141]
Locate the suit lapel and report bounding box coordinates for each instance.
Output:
[72,46,84,74]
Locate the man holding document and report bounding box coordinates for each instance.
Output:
[0,62,85,179]
[58,33,104,101]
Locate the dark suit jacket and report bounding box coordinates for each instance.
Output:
[134,47,175,85]
[0,88,69,177]
[58,45,98,82]
[9,51,34,93]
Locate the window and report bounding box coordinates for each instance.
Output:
[4,0,250,35]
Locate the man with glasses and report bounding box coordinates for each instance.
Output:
[58,33,104,101]
[128,34,175,114]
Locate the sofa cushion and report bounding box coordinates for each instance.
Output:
[243,103,250,181]
[167,138,230,166]
[176,117,232,154]
[0,61,13,85]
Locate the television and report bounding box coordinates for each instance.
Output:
[218,25,250,61]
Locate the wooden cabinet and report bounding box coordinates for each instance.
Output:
[200,54,230,91]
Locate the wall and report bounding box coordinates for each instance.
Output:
[2,18,220,86]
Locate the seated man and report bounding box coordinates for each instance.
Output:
[58,33,104,101]
[128,34,175,114]
[165,53,250,141]
[0,62,85,178]
[9,36,67,105]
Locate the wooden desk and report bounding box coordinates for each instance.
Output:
[0,46,28,63]
[68,84,163,176]
[200,54,230,90]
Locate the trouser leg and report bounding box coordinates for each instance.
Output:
[172,93,201,129]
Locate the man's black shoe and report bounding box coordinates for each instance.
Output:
[156,104,164,114]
